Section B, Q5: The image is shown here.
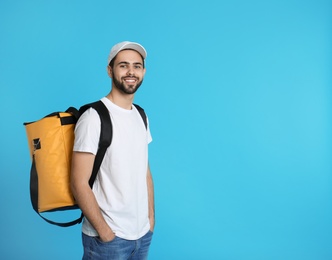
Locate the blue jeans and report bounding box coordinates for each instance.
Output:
[82,231,153,260]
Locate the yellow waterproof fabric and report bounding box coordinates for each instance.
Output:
[24,112,76,212]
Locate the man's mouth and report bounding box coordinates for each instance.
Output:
[124,77,137,84]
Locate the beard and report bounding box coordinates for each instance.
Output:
[112,72,144,95]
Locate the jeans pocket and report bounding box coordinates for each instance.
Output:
[95,236,118,245]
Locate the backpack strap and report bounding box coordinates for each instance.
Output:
[79,101,113,188]
[133,104,147,129]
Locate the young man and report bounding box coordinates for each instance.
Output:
[71,41,155,260]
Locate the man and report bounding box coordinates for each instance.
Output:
[71,41,155,260]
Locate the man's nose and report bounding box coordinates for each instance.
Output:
[127,66,134,76]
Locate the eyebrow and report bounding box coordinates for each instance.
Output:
[117,61,143,66]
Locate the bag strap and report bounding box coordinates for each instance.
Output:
[79,101,113,188]
[31,157,84,226]
[133,104,147,129]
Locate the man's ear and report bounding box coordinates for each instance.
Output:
[106,65,113,78]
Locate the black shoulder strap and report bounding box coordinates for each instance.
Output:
[31,156,84,227]
[79,100,113,188]
[133,104,147,129]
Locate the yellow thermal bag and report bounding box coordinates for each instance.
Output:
[23,101,113,227]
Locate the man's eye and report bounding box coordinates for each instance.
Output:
[135,65,142,69]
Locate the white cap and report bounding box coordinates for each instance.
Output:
[107,41,147,65]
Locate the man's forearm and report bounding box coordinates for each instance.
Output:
[147,166,155,231]
[71,152,114,242]
[72,183,114,241]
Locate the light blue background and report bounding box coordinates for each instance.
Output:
[1,0,331,259]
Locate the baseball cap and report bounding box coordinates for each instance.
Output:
[107,41,147,65]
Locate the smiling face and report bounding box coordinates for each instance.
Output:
[108,49,146,95]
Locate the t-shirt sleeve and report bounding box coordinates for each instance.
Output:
[146,116,152,144]
[73,108,101,155]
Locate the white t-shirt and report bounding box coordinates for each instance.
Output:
[73,97,152,240]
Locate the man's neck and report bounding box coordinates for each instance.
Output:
[106,89,134,110]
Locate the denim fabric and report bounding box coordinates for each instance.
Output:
[82,231,153,260]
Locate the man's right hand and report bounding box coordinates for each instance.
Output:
[99,229,116,242]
